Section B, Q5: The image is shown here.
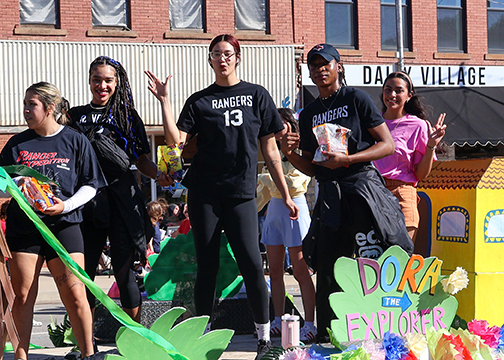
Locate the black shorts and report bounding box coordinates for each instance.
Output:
[6,222,84,262]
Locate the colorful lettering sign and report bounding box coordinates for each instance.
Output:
[330,246,458,342]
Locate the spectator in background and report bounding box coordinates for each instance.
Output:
[257,108,316,343]
[147,201,164,254]
[170,203,190,238]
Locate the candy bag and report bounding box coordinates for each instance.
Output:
[20,177,55,212]
[312,123,351,162]
[157,143,185,181]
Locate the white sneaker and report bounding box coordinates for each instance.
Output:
[270,319,281,337]
[33,319,43,327]
[300,323,317,343]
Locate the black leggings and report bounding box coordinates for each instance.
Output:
[82,198,141,310]
[188,193,269,324]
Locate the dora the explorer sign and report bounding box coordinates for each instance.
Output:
[330,246,458,342]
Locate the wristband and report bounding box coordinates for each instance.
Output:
[428,145,437,151]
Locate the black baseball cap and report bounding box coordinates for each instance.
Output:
[307,44,341,64]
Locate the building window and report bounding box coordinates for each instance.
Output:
[20,0,58,26]
[437,206,469,243]
[169,0,204,30]
[381,0,411,51]
[325,0,356,49]
[235,0,267,31]
[484,209,504,243]
[92,0,129,28]
[488,0,504,54]
[437,0,465,52]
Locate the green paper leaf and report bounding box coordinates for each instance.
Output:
[113,308,233,360]
[2,164,59,185]
[144,231,243,304]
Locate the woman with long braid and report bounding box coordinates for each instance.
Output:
[68,56,171,325]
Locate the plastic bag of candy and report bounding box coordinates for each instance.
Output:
[157,143,185,181]
[312,123,351,162]
[20,177,55,212]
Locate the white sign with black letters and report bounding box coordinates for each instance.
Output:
[302,64,504,87]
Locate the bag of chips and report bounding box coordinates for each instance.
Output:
[312,123,351,162]
[157,143,185,181]
[20,177,55,211]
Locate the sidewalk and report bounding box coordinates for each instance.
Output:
[3,268,309,360]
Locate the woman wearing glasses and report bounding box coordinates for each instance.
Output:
[145,34,298,360]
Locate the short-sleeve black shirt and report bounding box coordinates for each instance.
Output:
[0,126,106,234]
[299,86,384,181]
[68,103,150,160]
[178,81,284,198]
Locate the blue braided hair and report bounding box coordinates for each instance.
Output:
[89,56,142,159]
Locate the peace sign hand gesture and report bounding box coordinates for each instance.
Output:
[427,113,447,149]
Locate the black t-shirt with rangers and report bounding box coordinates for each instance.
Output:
[178,81,284,198]
[0,126,106,235]
[299,86,384,181]
[68,103,150,160]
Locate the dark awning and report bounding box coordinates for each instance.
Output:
[302,85,504,147]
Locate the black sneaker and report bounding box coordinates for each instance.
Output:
[254,339,272,360]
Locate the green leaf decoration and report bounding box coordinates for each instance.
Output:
[330,246,458,342]
[106,307,234,360]
[47,313,77,347]
[328,327,346,351]
[451,314,468,330]
[260,346,286,360]
[4,342,44,352]
[144,230,243,309]
[2,164,59,185]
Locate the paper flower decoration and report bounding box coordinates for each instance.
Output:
[331,347,371,360]
[383,332,409,360]
[361,339,385,360]
[405,332,428,359]
[468,320,501,349]
[441,333,473,360]
[279,348,312,360]
[450,328,494,360]
[308,348,327,360]
[498,325,504,352]
[441,267,469,295]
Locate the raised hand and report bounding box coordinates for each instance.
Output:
[144,70,172,102]
[428,113,447,148]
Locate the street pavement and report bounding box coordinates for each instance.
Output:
[3,267,311,360]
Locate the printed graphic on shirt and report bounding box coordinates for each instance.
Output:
[211,95,253,109]
[355,229,384,259]
[16,151,71,168]
[312,105,349,127]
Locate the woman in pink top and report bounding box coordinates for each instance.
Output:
[374,71,446,242]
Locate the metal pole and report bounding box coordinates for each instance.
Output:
[396,0,405,72]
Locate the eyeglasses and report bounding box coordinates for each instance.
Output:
[209,51,236,61]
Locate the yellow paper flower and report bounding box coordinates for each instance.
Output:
[405,332,428,358]
[441,267,469,295]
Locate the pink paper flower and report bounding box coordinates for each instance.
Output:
[467,320,501,349]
